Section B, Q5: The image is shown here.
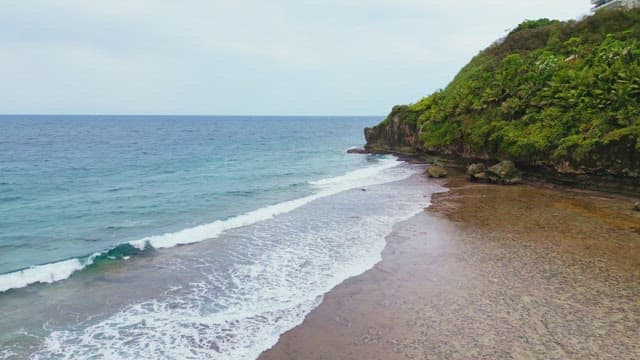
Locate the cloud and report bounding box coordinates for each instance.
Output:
[0,1,590,115]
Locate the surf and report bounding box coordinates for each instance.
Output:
[0,157,407,294]
[35,164,443,360]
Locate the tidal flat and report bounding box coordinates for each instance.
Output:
[261,169,640,359]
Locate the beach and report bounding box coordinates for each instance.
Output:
[260,169,640,359]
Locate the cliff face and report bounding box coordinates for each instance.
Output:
[364,106,419,154]
[365,9,640,185]
[365,117,639,178]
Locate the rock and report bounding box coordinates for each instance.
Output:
[347,148,368,154]
[634,202,640,211]
[467,161,521,184]
[467,163,487,181]
[486,161,522,185]
[426,165,448,178]
[364,105,419,153]
[473,172,489,182]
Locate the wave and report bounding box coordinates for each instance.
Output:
[0,157,406,294]
[36,163,441,360]
[308,158,400,187]
[129,158,403,251]
[0,243,146,293]
[0,259,85,293]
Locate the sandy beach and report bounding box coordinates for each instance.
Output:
[260,169,640,359]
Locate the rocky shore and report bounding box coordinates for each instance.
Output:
[260,168,640,359]
[363,117,640,197]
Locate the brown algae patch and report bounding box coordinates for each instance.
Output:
[553,198,640,231]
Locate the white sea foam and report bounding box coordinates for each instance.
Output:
[0,252,106,293]
[0,157,405,294]
[129,157,405,250]
[35,163,445,360]
[343,146,363,152]
[308,157,400,188]
[0,346,18,360]
[0,259,86,293]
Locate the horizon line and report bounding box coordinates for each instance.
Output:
[0,113,385,118]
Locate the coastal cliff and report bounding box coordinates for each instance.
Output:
[364,105,420,154]
[366,9,640,191]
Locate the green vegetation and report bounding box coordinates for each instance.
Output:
[379,9,640,174]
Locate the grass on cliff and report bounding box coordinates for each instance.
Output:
[383,9,640,171]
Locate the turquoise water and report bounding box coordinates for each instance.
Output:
[1,115,376,276]
[0,115,443,359]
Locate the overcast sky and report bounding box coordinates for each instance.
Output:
[0,1,590,115]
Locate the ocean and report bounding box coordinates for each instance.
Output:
[0,115,443,359]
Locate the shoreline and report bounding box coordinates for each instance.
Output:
[0,157,433,358]
[366,149,640,197]
[260,168,640,359]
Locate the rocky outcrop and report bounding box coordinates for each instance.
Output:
[467,163,487,182]
[426,166,448,178]
[364,106,419,154]
[466,161,521,185]
[486,161,522,185]
[634,202,640,211]
[346,148,368,154]
[362,107,639,194]
[365,116,639,181]
[548,134,640,178]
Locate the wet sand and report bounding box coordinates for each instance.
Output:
[260,170,640,359]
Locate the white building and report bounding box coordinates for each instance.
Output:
[592,0,640,11]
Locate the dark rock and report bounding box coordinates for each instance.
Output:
[426,165,448,178]
[551,135,640,178]
[347,148,368,154]
[364,106,419,153]
[467,163,487,181]
[473,172,489,182]
[634,202,640,211]
[486,161,522,185]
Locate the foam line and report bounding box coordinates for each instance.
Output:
[0,158,406,293]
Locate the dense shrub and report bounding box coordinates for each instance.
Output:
[382,8,640,170]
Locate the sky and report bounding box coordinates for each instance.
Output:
[0,1,591,115]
